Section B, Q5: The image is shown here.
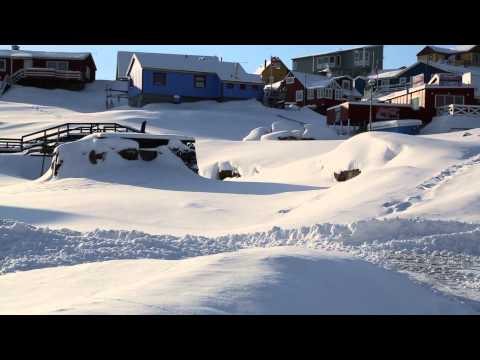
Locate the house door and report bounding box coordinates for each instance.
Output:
[23,59,33,69]
[85,66,90,81]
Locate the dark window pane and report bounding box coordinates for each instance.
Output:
[194,75,206,88]
[153,72,166,86]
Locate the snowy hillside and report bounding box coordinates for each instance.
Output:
[1,82,480,314]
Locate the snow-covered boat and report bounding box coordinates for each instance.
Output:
[368,119,423,135]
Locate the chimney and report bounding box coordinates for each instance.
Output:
[11,45,20,51]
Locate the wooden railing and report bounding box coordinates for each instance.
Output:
[0,122,142,154]
[436,104,480,116]
[11,67,83,83]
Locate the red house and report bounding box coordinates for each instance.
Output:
[0,46,96,91]
[280,71,362,114]
[377,74,476,123]
[327,102,420,130]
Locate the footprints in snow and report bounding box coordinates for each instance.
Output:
[383,154,480,214]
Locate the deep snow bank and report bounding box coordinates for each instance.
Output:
[422,115,480,135]
[39,133,197,183]
[0,246,474,315]
[1,217,480,275]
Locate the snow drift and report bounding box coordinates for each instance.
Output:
[0,247,472,315]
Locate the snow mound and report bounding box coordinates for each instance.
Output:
[1,217,479,274]
[260,129,303,141]
[422,115,480,134]
[0,247,473,315]
[271,119,304,132]
[242,126,271,141]
[39,133,195,183]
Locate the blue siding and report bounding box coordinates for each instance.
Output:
[142,70,220,98]
[400,63,449,83]
[223,83,263,100]
[129,68,264,101]
[354,78,366,95]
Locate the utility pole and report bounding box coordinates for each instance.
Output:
[368,51,375,132]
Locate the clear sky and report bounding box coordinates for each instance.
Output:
[0,45,464,79]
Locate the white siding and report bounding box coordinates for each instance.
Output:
[130,57,143,90]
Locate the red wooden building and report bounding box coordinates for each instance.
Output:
[0,46,96,90]
[280,71,361,114]
[327,102,420,129]
[377,76,476,123]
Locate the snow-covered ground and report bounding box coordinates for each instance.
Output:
[1,81,480,314]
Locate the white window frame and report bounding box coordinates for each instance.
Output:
[379,79,390,88]
[307,88,315,100]
[46,60,69,71]
[334,89,343,100]
[324,88,333,99]
[295,90,304,102]
[0,59,6,72]
[286,76,295,85]
[316,88,323,98]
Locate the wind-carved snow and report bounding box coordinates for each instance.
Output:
[383,153,480,214]
[1,217,480,303]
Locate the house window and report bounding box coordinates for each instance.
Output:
[473,54,480,64]
[295,90,304,102]
[285,76,295,85]
[435,94,465,107]
[379,79,390,88]
[324,88,333,99]
[226,83,234,89]
[46,61,68,71]
[337,56,341,66]
[399,77,407,86]
[153,72,167,86]
[292,62,298,71]
[194,75,206,88]
[316,88,323,98]
[334,89,343,100]
[239,84,246,90]
[342,80,350,90]
[364,51,370,63]
[307,88,315,100]
[0,59,5,72]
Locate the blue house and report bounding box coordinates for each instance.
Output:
[125,52,264,106]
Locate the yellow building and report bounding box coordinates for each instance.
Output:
[258,57,290,84]
[417,46,480,66]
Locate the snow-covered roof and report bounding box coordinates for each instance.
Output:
[419,60,480,76]
[292,45,381,60]
[418,45,479,56]
[117,51,134,79]
[367,68,405,79]
[128,52,263,84]
[291,71,336,89]
[422,46,458,55]
[0,49,92,60]
[264,80,284,90]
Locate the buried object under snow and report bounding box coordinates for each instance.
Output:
[44,133,198,180]
[334,169,361,182]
